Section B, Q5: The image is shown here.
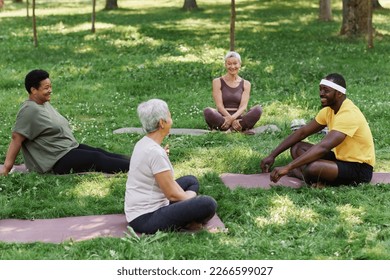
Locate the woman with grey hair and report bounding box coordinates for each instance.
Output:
[124,99,217,233]
[203,51,262,135]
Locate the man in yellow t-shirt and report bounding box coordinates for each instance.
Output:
[260,73,375,186]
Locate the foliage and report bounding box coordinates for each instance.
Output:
[0,0,390,260]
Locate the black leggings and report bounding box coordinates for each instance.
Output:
[129,175,217,234]
[52,144,130,174]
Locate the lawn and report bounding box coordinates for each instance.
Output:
[1,0,390,260]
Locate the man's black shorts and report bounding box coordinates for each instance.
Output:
[322,151,373,185]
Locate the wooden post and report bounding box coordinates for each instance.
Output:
[230,0,236,51]
[319,0,332,21]
[32,0,38,47]
[92,0,96,33]
[367,0,373,48]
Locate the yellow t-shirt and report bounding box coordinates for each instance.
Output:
[315,98,375,167]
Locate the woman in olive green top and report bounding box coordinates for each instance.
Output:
[1,69,129,175]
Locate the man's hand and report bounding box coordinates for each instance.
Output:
[260,156,275,173]
[270,166,290,183]
[0,165,10,176]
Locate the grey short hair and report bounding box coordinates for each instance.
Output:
[137,99,170,133]
[224,51,241,63]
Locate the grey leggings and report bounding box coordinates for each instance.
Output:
[203,105,262,131]
[128,175,217,234]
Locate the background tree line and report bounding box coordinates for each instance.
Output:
[2,0,386,49]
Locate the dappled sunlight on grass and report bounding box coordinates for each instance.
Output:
[298,14,317,25]
[374,159,390,172]
[0,3,103,18]
[336,204,364,226]
[255,195,318,227]
[74,45,94,54]
[157,52,200,63]
[115,35,161,49]
[263,19,295,26]
[151,18,229,36]
[264,101,315,125]
[159,18,225,33]
[362,242,390,259]
[264,65,274,74]
[58,22,116,34]
[70,177,116,198]
[173,145,259,177]
[217,235,246,250]
[118,0,179,9]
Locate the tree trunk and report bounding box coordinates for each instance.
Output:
[0,0,4,9]
[13,0,23,2]
[319,0,332,21]
[340,0,372,36]
[230,0,236,51]
[182,0,198,11]
[92,0,96,33]
[367,0,374,48]
[105,0,118,10]
[26,0,29,18]
[32,0,37,47]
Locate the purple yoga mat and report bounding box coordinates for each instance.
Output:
[0,214,225,244]
[221,172,390,190]
[221,173,304,190]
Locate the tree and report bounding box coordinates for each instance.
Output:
[105,0,118,10]
[340,0,372,36]
[319,0,332,21]
[32,0,37,47]
[182,0,198,11]
[340,0,374,48]
[0,0,4,9]
[92,0,96,33]
[230,0,236,51]
[13,0,23,2]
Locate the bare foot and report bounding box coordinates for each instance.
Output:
[207,227,229,234]
[184,222,204,231]
[311,182,325,189]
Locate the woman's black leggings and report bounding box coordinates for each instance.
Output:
[52,144,130,174]
[129,175,217,234]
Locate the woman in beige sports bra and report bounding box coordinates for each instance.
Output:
[203,51,262,135]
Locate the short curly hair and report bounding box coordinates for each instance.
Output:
[25,69,50,94]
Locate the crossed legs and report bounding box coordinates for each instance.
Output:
[289,142,338,184]
[128,175,217,234]
[203,105,262,131]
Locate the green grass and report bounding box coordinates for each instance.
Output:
[1,0,390,260]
